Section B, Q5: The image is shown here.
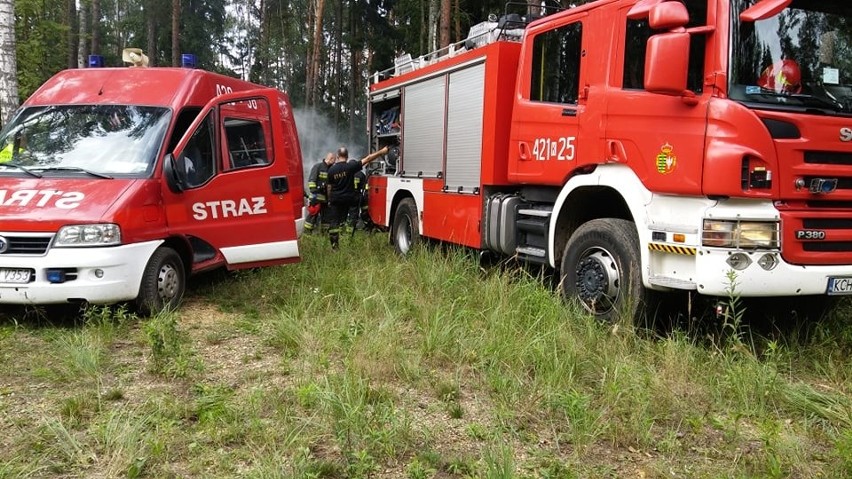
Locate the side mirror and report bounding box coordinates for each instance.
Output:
[644,1,690,97]
[645,32,690,95]
[163,153,186,193]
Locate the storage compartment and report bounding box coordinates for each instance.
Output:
[369,93,402,174]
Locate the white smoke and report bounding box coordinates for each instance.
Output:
[293,108,340,185]
[292,108,368,185]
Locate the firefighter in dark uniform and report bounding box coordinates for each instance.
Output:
[327,145,388,249]
[304,152,335,233]
[349,170,372,231]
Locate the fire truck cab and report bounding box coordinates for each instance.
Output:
[0,66,305,314]
[367,0,852,322]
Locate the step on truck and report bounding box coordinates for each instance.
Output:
[366,0,852,322]
[0,61,305,315]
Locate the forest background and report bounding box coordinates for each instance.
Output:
[0,0,585,154]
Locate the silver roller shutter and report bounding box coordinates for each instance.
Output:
[401,77,446,177]
[445,62,485,192]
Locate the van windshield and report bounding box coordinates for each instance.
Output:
[0,105,171,177]
[729,0,852,116]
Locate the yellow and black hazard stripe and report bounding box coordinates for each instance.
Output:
[648,243,696,256]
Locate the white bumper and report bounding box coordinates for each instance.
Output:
[694,249,852,297]
[296,205,307,237]
[0,240,162,305]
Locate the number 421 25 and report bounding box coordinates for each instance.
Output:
[532,136,576,161]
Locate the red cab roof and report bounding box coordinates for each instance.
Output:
[25,67,268,109]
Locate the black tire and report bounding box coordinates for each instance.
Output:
[560,218,647,324]
[135,247,185,316]
[391,198,420,255]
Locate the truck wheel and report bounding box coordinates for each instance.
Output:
[560,218,646,324]
[136,247,185,316]
[392,198,420,255]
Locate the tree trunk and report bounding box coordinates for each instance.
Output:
[333,0,342,131]
[419,0,425,55]
[439,0,450,49]
[66,0,78,68]
[78,0,90,67]
[348,1,357,143]
[0,0,18,125]
[146,3,156,67]
[427,0,438,53]
[259,0,269,83]
[453,0,460,44]
[91,0,100,54]
[171,0,180,66]
[306,0,325,106]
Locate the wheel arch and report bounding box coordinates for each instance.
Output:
[549,165,652,269]
[161,236,193,276]
[389,190,416,241]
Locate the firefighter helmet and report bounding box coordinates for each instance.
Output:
[307,202,321,216]
[757,59,802,94]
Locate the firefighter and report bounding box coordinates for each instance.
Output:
[350,170,372,231]
[0,133,27,164]
[304,152,335,233]
[757,59,802,94]
[326,145,388,249]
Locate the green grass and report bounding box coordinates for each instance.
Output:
[0,232,850,477]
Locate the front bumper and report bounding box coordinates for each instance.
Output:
[0,240,162,305]
[694,248,852,297]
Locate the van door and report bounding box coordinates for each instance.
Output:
[164,91,299,270]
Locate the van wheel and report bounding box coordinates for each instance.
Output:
[392,198,419,255]
[136,247,185,316]
[560,218,647,325]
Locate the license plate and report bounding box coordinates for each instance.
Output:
[0,268,32,284]
[827,276,852,295]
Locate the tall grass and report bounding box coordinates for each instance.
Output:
[0,232,850,477]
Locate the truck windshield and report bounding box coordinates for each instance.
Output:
[0,105,171,177]
[730,0,852,116]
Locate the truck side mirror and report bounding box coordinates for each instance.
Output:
[644,1,690,96]
[645,32,690,95]
[163,153,186,193]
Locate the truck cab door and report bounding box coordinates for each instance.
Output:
[163,91,299,271]
[509,15,586,185]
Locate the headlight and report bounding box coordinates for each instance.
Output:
[55,224,121,247]
[702,220,778,249]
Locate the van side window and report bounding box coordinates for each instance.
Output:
[219,98,273,170]
[167,107,202,152]
[530,21,583,104]
[224,118,269,169]
[183,113,216,188]
[622,1,707,92]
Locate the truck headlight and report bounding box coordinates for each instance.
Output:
[55,224,121,247]
[702,220,778,249]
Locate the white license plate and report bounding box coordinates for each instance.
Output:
[0,268,32,284]
[827,276,852,295]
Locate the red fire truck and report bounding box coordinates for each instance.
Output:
[366,0,852,321]
[0,64,305,315]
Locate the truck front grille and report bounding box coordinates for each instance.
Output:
[804,151,852,165]
[781,213,852,265]
[0,233,53,255]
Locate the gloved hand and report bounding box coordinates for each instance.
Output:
[309,194,318,206]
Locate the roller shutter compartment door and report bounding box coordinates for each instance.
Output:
[402,77,446,178]
[445,62,485,192]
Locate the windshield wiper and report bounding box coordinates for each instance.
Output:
[0,163,43,178]
[753,90,844,112]
[35,166,114,179]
